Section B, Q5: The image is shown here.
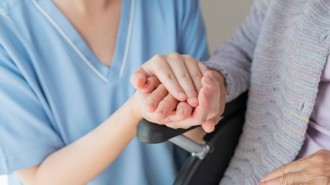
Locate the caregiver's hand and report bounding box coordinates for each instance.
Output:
[133,77,193,124]
[259,149,330,185]
[131,53,209,107]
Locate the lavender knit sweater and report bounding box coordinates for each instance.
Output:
[206,0,330,184]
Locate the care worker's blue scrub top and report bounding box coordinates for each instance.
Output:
[0,0,208,184]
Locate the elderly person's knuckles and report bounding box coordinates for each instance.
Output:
[281,174,296,185]
[309,167,330,179]
[309,150,330,164]
[279,150,330,185]
[308,156,330,176]
[313,177,330,185]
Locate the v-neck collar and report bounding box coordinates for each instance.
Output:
[33,0,133,82]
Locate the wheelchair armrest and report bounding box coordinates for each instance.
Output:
[137,121,198,143]
[137,92,248,144]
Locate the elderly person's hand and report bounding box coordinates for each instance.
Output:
[260,149,330,185]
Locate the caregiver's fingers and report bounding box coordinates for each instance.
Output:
[142,54,187,101]
[166,102,194,126]
[182,55,203,94]
[167,53,198,107]
[140,76,161,94]
[155,94,179,120]
[174,101,193,122]
[130,67,147,90]
[197,59,209,75]
[145,85,168,112]
[130,67,161,94]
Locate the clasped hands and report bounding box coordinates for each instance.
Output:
[131,53,227,133]
[131,54,330,185]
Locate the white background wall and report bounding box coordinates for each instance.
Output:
[0,1,252,185]
[200,0,253,53]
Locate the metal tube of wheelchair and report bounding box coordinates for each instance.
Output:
[169,135,211,160]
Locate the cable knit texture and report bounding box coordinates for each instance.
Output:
[206,0,330,184]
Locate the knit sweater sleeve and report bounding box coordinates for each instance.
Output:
[205,0,271,102]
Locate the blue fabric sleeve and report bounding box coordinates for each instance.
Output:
[178,0,209,61]
[0,46,64,174]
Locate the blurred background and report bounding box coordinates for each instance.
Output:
[200,0,253,53]
[0,0,252,184]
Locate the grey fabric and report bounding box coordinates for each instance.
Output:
[205,0,330,184]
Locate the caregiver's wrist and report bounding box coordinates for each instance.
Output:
[128,95,144,125]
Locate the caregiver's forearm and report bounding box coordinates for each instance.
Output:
[16,97,142,185]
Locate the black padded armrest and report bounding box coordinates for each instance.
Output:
[137,92,248,143]
[137,121,198,143]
